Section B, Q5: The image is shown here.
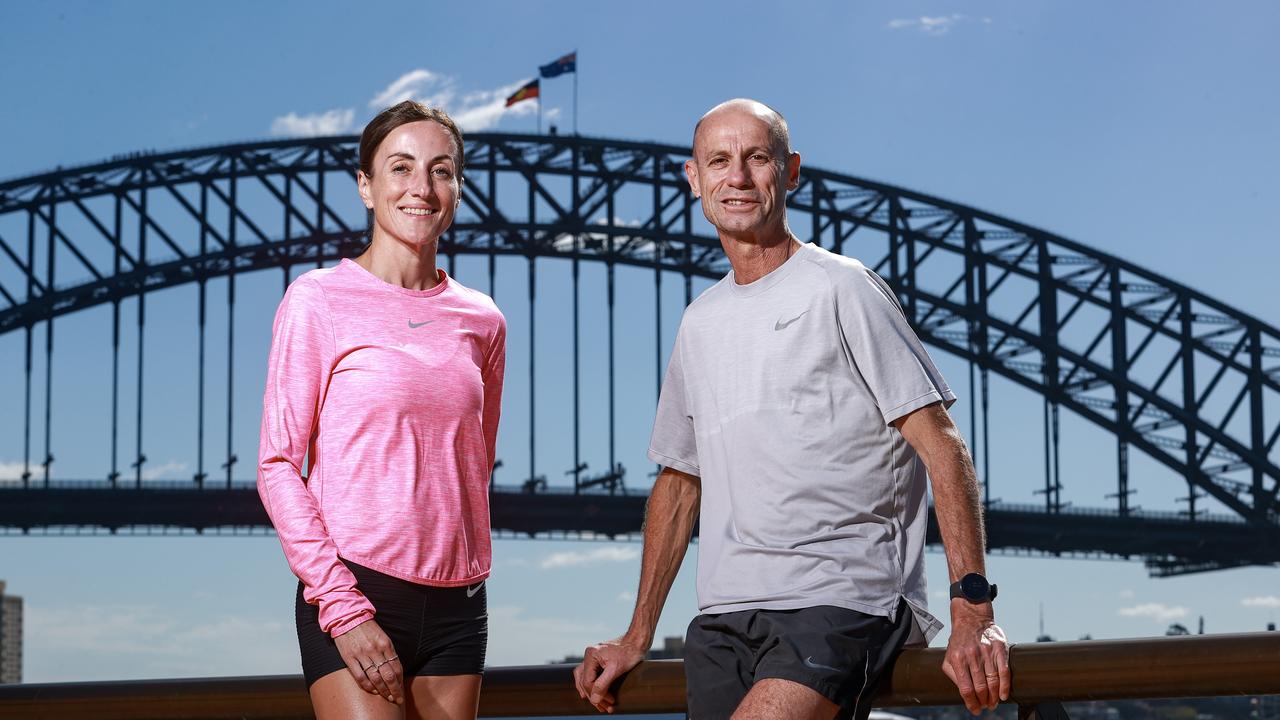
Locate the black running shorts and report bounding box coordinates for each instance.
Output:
[295,559,488,689]
[683,600,913,720]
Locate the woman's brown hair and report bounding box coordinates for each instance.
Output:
[358,100,464,182]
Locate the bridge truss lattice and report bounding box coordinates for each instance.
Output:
[1,133,1277,573]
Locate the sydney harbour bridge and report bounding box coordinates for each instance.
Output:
[0,132,1277,578]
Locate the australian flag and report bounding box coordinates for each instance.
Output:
[539,51,577,79]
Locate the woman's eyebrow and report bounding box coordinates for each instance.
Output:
[385,152,454,164]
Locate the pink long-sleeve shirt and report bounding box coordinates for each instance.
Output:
[257,258,506,637]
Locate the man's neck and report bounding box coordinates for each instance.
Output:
[721,230,800,285]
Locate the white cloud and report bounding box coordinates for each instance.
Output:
[449,78,540,132]
[273,70,546,139]
[887,14,967,36]
[142,460,188,481]
[1242,596,1280,608]
[0,461,28,481]
[540,546,640,569]
[1119,589,1135,599]
[369,69,447,108]
[1117,602,1189,624]
[26,603,294,681]
[270,108,356,137]
[617,591,635,603]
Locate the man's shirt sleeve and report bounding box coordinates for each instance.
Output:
[833,266,956,426]
[648,325,701,475]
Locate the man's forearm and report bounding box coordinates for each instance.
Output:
[899,404,1009,713]
[623,467,700,648]
[928,433,988,582]
[898,404,987,581]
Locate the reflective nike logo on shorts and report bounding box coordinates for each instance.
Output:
[774,311,808,331]
[408,319,434,329]
[466,581,484,598]
[803,656,842,672]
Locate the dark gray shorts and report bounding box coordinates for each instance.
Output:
[683,600,913,720]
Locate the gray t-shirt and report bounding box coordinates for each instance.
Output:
[648,242,954,644]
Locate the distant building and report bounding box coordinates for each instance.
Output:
[0,581,21,684]
[646,636,684,660]
[554,635,685,664]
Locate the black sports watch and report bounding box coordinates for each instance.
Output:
[949,573,998,603]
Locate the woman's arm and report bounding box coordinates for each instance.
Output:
[480,311,507,473]
[256,276,374,636]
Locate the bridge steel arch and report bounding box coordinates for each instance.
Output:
[1,133,1277,572]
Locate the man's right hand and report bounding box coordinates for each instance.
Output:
[572,636,647,713]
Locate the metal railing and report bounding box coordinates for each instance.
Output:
[1,632,1277,719]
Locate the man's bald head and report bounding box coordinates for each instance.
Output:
[693,98,792,157]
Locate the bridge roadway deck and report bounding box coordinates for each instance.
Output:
[1,483,1276,574]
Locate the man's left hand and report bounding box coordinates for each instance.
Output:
[942,599,1010,715]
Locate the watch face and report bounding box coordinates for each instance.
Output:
[960,573,989,600]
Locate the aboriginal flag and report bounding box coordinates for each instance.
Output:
[505,79,540,107]
[539,51,577,78]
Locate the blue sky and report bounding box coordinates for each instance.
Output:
[1,0,1278,683]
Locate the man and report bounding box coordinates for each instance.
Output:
[572,99,1010,720]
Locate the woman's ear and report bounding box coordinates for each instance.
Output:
[357,170,374,210]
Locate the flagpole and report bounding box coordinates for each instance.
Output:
[573,51,579,135]
[537,94,542,135]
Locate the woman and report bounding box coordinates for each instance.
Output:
[258,100,506,720]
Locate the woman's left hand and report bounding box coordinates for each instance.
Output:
[334,618,404,705]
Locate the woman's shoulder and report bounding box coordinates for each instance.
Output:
[296,261,351,288]
[448,278,504,320]
[274,265,355,324]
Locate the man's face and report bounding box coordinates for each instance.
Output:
[685,107,800,241]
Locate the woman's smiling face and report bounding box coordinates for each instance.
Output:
[357,120,461,250]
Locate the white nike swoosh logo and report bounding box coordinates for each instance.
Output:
[466,582,484,598]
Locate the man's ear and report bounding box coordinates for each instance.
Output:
[785,151,801,191]
[684,158,701,198]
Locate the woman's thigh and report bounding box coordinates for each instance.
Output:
[407,674,482,720]
[311,668,405,720]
